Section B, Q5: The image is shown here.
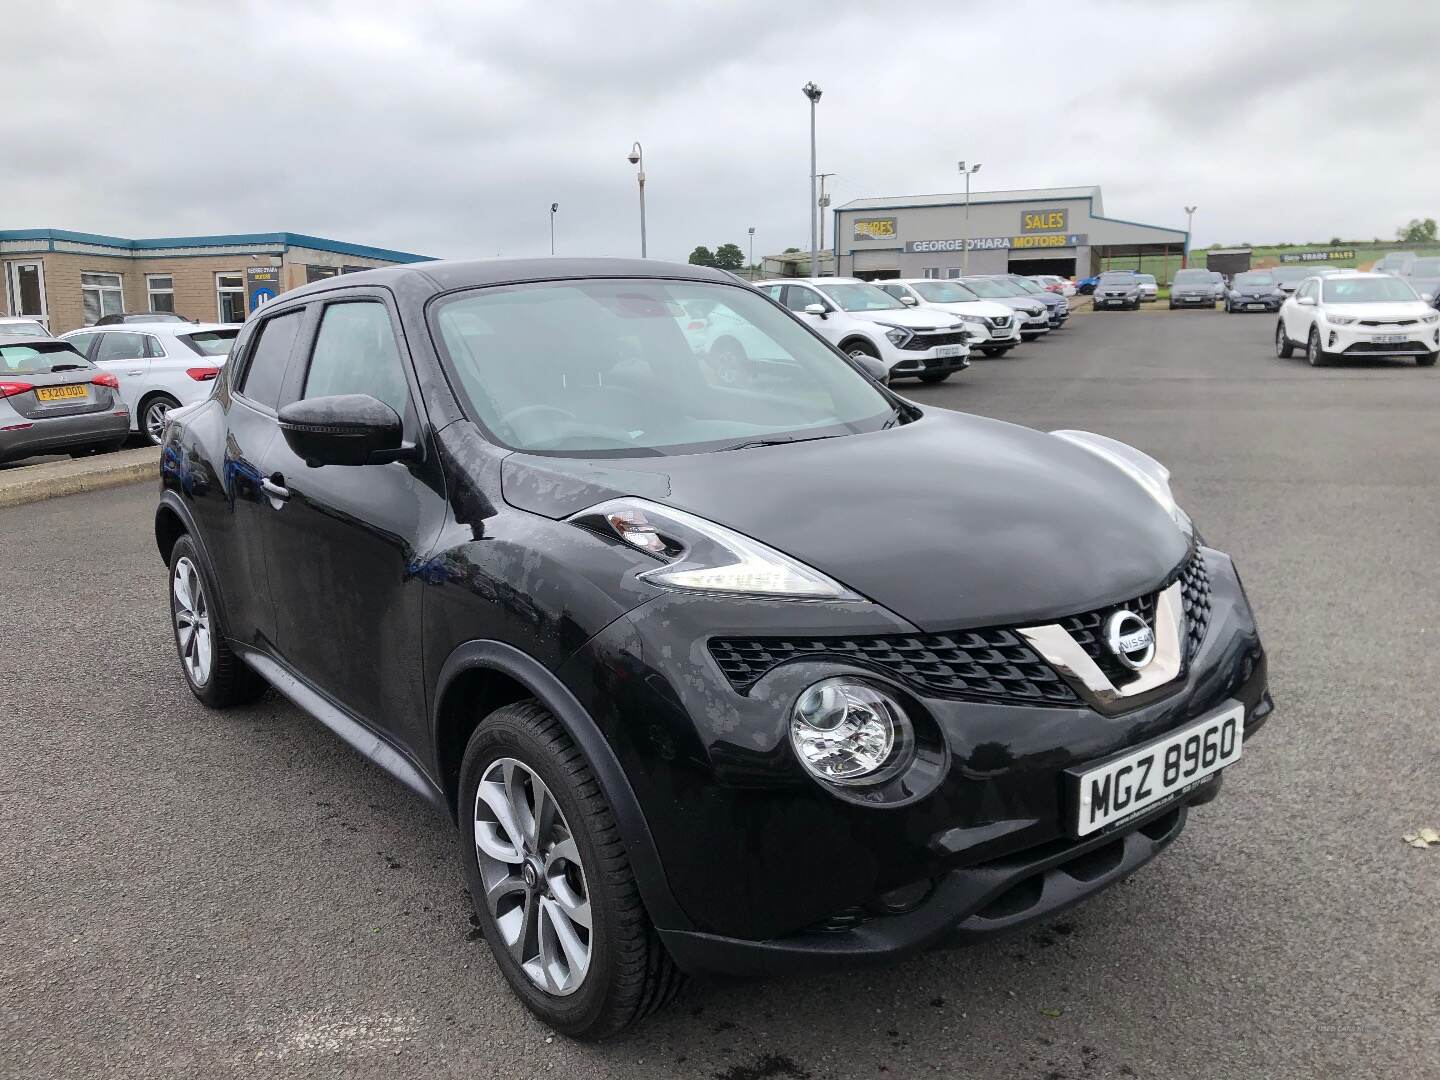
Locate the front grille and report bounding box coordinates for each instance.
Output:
[901,330,970,351]
[1358,319,1417,327]
[1343,340,1427,354]
[708,549,1215,706]
[988,315,1011,329]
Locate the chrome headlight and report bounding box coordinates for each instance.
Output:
[790,678,913,786]
[1326,313,1358,326]
[1421,311,1439,323]
[1051,430,1191,534]
[952,312,987,324]
[571,498,860,600]
[875,323,913,347]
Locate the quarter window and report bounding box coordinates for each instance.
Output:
[147,274,175,313]
[216,273,246,323]
[81,272,124,324]
[238,310,303,409]
[303,302,409,415]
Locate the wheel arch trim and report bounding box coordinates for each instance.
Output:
[433,639,692,932]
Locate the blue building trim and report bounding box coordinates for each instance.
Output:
[0,228,432,263]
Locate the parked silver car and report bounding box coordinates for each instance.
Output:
[0,337,130,464]
[0,317,52,340]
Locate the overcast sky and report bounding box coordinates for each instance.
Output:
[6,1,1438,262]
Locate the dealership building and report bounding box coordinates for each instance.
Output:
[1,229,431,334]
[832,185,1188,281]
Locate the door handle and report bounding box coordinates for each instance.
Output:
[260,476,290,503]
[127,368,144,375]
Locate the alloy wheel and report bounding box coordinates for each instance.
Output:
[474,757,592,997]
[172,556,212,687]
[145,399,174,444]
[1308,329,1321,366]
[1275,322,1287,357]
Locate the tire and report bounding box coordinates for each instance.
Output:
[140,393,181,446]
[843,340,880,361]
[917,372,951,384]
[1418,352,1438,367]
[459,701,683,1040]
[1168,303,1176,310]
[1306,326,1331,367]
[168,534,267,708]
[1275,320,1294,358]
[707,340,751,386]
[981,346,1011,358]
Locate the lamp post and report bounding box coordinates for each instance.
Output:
[958,160,982,275]
[747,225,756,280]
[1183,205,1197,268]
[802,82,822,277]
[549,202,558,256]
[627,142,647,258]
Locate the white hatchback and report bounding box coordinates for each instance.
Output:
[1276,273,1439,368]
[60,322,241,442]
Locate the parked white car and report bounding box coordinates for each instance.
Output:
[1275,272,1439,368]
[1135,274,1159,302]
[757,278,971,383]
[876,279,1023,357]
[60,322,240,442]
[0,316,52,339]
[1030,274,1077,298]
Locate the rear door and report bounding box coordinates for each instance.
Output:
[254,291,447,754]
[91,331,152,422]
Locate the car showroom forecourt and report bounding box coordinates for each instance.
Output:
[153,257,1271,1039]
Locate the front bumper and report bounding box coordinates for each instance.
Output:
[1324,322,1439,356]
[1095,294,1138,307]
[887,350,971,379]
[1227,296,1281,312]
[1171,292,1215,307]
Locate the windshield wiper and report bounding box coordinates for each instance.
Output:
[715,433,845,453]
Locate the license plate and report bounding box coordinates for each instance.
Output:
[1246,304,1264,311]
[1372,334,1406,344]
[1070,702,1244,837]
[934,344,964,358]
[35,384,88,402]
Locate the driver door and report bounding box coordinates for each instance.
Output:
[778,284,840,345]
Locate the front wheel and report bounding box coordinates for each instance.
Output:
[1275,320,1294,358]
[981,346,1011,358]
[1418,352,1438,367]
[917,371,951,384]
[1306,326,1331,367]
[141,393,181,445]
[460,702,683,1040]
[168,535,267,707]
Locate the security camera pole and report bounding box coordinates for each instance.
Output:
[959,160,982,276]
[550,203,559,256]
[803,82,822,278]
[628,143,647,258]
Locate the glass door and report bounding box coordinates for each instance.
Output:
[5,261,48,328]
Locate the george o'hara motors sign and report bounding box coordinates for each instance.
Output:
[905,233,1089,253]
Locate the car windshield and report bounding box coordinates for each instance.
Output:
[1173,270,1210,284]
[1272,267,1316,284]
[1234,272,1275,287]
[959,278,1020,297]
[0,341,93,374]
[1322,277,1419,303]
[1136,275,1156,285]
[1008,278,1044,294]
[817,282,905,312]
[1098,272,1138,284]
[432,279,897,457]
[1,321,49,338]
[913,280,980,303]
[180,330,239,357]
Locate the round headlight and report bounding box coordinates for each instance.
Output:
[790,678,912,786]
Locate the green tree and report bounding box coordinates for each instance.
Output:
[1397,218,1438,243]
[1329,236,1342,246]
[712,243,745,272]
[688,246,716,267]
[783,246,801,254]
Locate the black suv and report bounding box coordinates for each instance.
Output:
[155,259,1272,1039]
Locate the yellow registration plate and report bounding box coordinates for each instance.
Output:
[35,384,88,402]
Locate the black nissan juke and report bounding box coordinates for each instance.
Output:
[155,259,1272,1039]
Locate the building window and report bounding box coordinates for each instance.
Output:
[146,274,175,313]
[216,273,245,322]
[81,272,124,324]
[922,268,941,279]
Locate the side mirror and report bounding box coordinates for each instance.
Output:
[900,295,918,306]
[1297,296,1316,307]
[278,393,403,467]
[803,302,828,318]
[853,354,889,384]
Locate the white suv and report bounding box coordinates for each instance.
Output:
[876,279,1023,358]
[61,322,241,442]
[758,278,971,384]
[1276,272,1439,368]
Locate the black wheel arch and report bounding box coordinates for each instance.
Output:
[838,335,878,357]
[432,638,692,932]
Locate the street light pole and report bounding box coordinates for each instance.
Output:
[748,225,756,280]
[627,142,647,258]
[1183,205,1197,268]
[959,160,982,276]
[549,202,558,256]
[803,82,822,278]
[817,172,836,255]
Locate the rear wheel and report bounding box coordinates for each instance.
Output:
[141,393,181,446]
[917,372,951,384]
[168,535,267,708]
[1275,320,1294,358]
[460,701,683,1039]
[1306,326,1331,367]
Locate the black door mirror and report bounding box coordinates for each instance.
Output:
[852,354,890,385]
[278,394,403,467]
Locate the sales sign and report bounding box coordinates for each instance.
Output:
[853,217,898,241]
[1279,249,1355,263]
[1020,208,1069,234]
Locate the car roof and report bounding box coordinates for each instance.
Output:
[65,322,239,336]
[761,276,862,286]
[271,257,745,305]
[0,316,45,323]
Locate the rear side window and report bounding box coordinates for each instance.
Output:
[302,302,409,415]
[238,311,303,409]
[180,330,239,357]
[66,332,98,356]
[95,333,148,362]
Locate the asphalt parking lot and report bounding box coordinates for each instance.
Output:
[3,307,1438,1080]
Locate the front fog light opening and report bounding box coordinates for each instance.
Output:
[790,678,913,787]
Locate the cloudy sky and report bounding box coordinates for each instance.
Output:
[6,1,1438,262]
